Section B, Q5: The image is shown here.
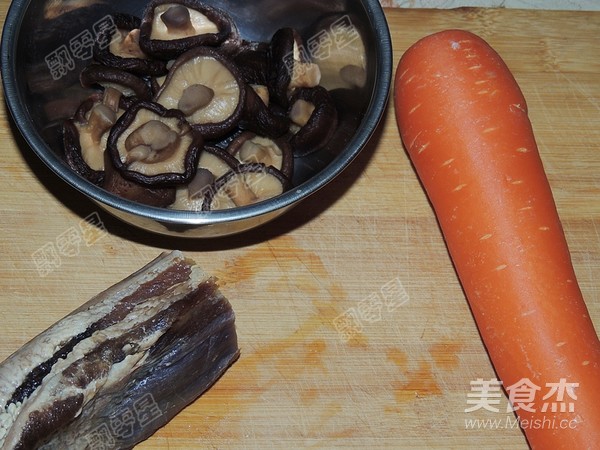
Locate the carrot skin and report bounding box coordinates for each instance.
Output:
[394,30,600,449]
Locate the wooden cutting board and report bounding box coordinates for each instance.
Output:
[1,6,599,449]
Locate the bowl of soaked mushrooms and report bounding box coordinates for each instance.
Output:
[2,0,392,237]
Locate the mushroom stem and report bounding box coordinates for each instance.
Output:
[115,28,147,59]
[289,99,315,127]
[125,120,179,153]
[188,168,215,200]
[87,104,117,144]
[225,177,258,207]
[160,5,195,33]
[178,84,215,116]
[239,141,275,167]
[102,87,123,112]
[290,62,321,90]
[250,84,270,106]
[126,145,152,164]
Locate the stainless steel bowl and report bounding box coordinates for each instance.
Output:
[2,0,392,238]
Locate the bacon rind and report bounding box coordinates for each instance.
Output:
[0,251,239,449]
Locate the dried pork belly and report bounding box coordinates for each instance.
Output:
[0,251,239,449]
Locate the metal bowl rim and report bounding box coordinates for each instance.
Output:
[1,0,392,226]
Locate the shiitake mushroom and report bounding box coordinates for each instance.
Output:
[230,40,270,86]
[287,86,338,157]
[201,163,291,211]
[62,2,359,212]
[239,84,290,138]
[106,100,203,186]
[102,150,176,207]
[93,13,168,77]
[139,0,234,60]
[227,131,293,179]
[268,27,321,108]
[169,145,238,211]
[154,46,246,140]
[63,89,133,185]
[80,64,152,100]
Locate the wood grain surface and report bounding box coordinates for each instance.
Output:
[1,6,599,450]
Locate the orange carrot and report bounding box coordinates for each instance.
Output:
[394,29,600,449]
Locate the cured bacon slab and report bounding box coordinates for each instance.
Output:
[0,251,239,449]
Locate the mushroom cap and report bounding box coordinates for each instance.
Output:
[102,150,176,207]
[63,118,105,186]
[267,27,321,108]
[287,86,338,157]
[154,46,246,140]
[169,145,239,211]
[139,0,234,60]
[227,131,293,179]
[239,85,290,138]
[63,92,133,185]
[80,64,152,100]
[200,145,240,177]
[106,100,203,186]
[230,40,270,85]
[201,163,291,211]
[94,13,169,77]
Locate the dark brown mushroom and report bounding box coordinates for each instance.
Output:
[287,86,338,157]
[154,46,246,140]
[170,145,238,211]
[149,64,173,97]
[227,131,293,179]
[201,163,291,211]
[102,150,176,207]
[239,84,290,138]
[268,27,321,108]
[94,13,168,77]
[63,89,131,185]
[106,101,203,186]
[230,40,270,85]
[80,64,152,100]
[139,0,234,60]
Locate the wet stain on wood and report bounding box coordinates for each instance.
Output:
[392,361,442,403]
[189,235,355,435]
[386,347,408,372]
[428,342,463,371]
